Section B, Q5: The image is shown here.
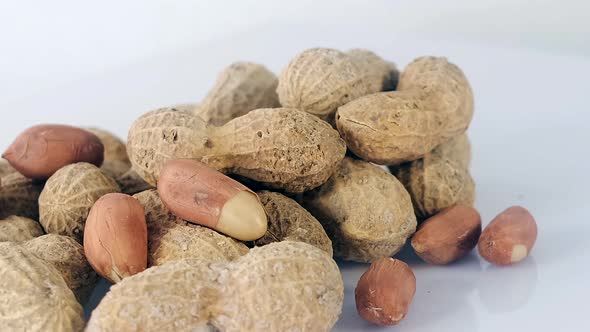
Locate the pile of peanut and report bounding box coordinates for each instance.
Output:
[0,48,537,331]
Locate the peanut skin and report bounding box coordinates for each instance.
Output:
[127,107,346,192]
[85,193,148,282]
[355,258,416,326]
[478,206,537,265]
[3,124,104,179]
[337,56,474,164]
[411,205,481,265]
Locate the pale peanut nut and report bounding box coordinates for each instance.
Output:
[134,189,249,266]
[478,206,537,265]
[255,190,333,255]
[0,172,43,220]
[303,157,416,262]
[86,127,132,179]
[411,205,482,265]
[392,134,475,220]
[0,243,84,331]
[337,56,474,164]
[2,124,104,179]
[84,193,148,283]
[196,62,280,125]
[347,48,399,92]
[277,48,375,118]
[86,242,343,332]
[0,215,44,242]
[39,162,120,243]
[355,258,416,326]
[158,159,267,241]
[127,107,346,192]
[23,234,98,303]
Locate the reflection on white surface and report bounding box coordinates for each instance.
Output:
[478,258,538,313]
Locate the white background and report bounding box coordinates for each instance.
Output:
[2,1,590,331]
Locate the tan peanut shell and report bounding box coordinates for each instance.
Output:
[0,215,44,242]
[0,243,84,331]
[23,234,98,303]
[86,127,132,179]
[0,172,43,220]
[277,48,376,118]
[392,134,475,220]
[127,107,346,192]
[0,159,16,177]
[347,48,399,92]
[115,167,153,195]
[87,241,343,332]
[303,157,417,262]
[255,191,333,255]
[133,189,249,266]
[196,62,280,125]
[171,103,200,113]
[337,56,474,164]
[39,162,120,242]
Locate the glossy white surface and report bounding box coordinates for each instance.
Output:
[2,1,589,331]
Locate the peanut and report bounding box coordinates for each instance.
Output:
[134,189,249,266]
[277,48,382,118]
[392,134,475,220]
[3,124,104,179]
[0,172,43,220]
[86,127,131,179]
[0,243,84,331]
[337,56,474,164]
[23,234,98,303]
[87,241,343,332]
[355,258,416,326]
[195,62,280,125]
[303,157,416,262]
[84,193,147,282]
[0,215,44,242]
[39,162,120,242]
[255,190,333,255]
[158,159,267,241]
[411,205,481,264]
[347,48,399,92]
[478,206,537,265]
[127,107,346,192]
